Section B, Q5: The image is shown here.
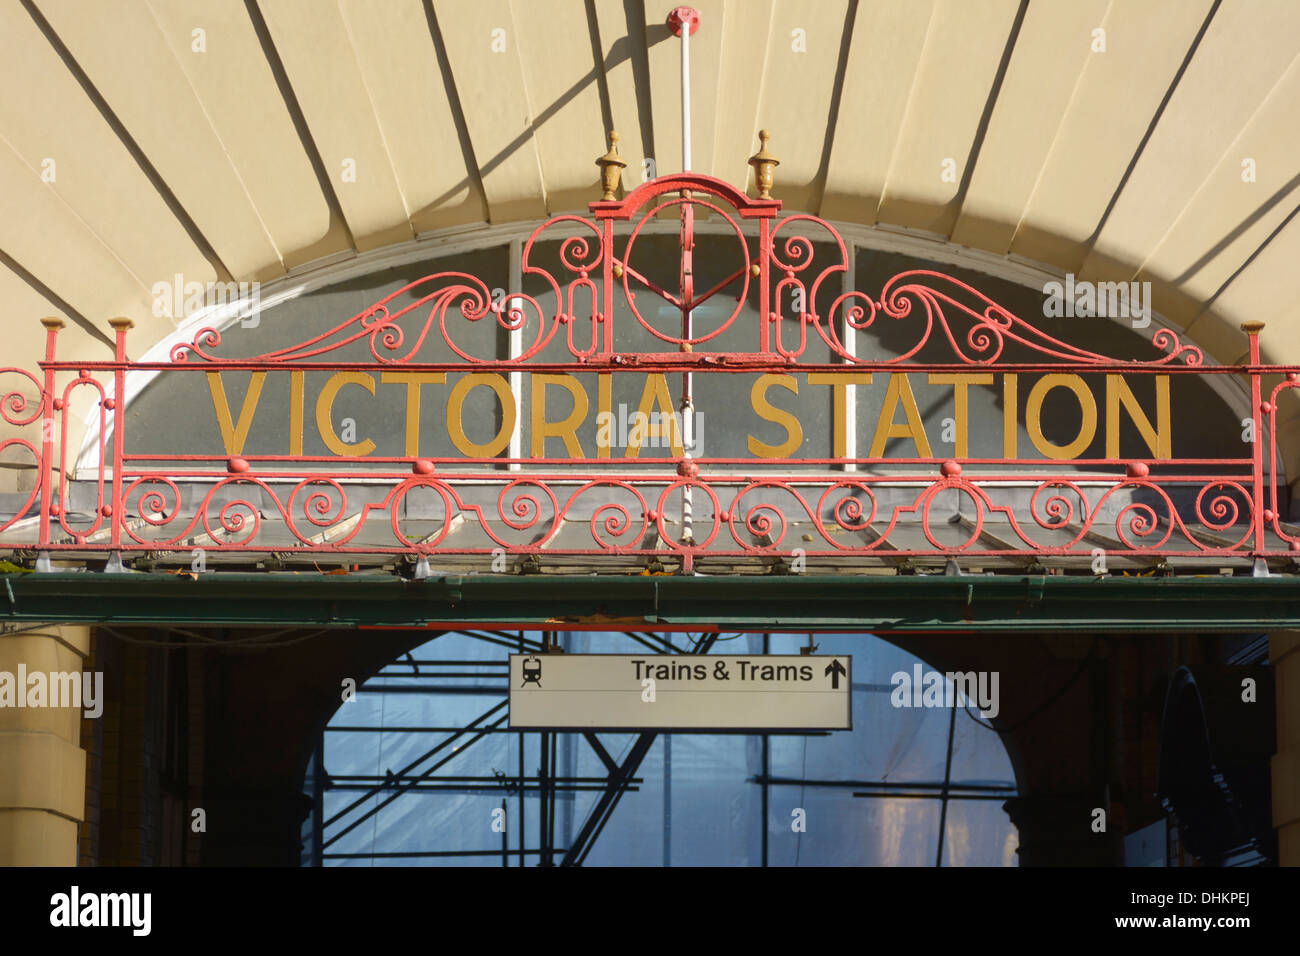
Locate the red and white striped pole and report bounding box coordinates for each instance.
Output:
[668,7,700,562]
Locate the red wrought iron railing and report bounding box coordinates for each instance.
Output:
[1,137,1297,574]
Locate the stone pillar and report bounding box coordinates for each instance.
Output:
[0,625,92,865]
[1272,630,1300,865]
[1002,792,1120,866]
[200,789,314,866]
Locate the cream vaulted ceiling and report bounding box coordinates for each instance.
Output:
[3,1,1299,436]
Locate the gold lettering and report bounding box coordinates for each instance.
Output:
[596,374,612,459]
[1106,374,1170,459]
[315,371,376,457]
[807,373,872,458]
[626,374,684,458]
[381,372,446,457]
[1026,374,1097,460]
[207,371,266,456]
[748,374,802,459]
[928,374,993,458]
[1003,374,1018,459]
[869,374,931,458]
[446,373,515,458]
[289,370,304,456]
[531,374,588,458]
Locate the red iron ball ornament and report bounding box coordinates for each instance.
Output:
[667,6,700,36]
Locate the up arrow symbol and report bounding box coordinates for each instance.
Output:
[824,659,846,689]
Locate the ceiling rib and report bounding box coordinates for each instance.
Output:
[22,0,234,285]
[244,0,356,255]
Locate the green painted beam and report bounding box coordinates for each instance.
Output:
[2,572,1298,632]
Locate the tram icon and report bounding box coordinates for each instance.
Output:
[521,656,543,687]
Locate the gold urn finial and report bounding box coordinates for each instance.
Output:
[748,129,779,199]
[596,130,627,201]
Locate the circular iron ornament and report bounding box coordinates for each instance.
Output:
[561,480,650,551]
[1193,481,1253,548]
[198,478,265,548]
[620,195,750,347]
[170,326,221,362]
[432,277,547,364]
[726,483,793,550]
[0,440,41,535]
[1101,481,1177,552]
[654,479,722,552]
[878,272,1015,365]
[119,477,194,546]
[820,290,879,361]
[917,478,985,552]
[815,482,879,545]
[723,480,879,552]
[388,478,457,551]
[128,478,182,526]
[1028,481,1090,540]
[1151,328,1204,365]
[494,479,559,535]
[287,478,349,533]
[0,368,44,427]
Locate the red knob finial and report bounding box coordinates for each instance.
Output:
[667,7,700,36]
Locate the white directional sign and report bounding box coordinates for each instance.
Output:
[508,654,852,730]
